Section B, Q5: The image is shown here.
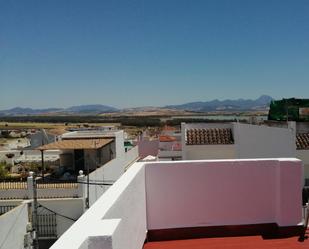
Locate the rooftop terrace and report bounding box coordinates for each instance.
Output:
[51,158,306,249]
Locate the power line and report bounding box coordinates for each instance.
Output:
[77,181,113,186]
[38,204,77,222]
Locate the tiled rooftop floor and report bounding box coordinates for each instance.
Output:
[144,230,309,249]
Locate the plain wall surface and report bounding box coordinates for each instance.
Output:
[0,202,28,249]
[296,150,309,181]
[137,139,159,158]
[184,145,236,160]
[87,146,139,206]
[234,123,296,158]
[145,159,302,230]
[39,198,84,237]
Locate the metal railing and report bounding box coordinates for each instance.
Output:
[37,213,57,238]
[0,179,77,190]
[36,182,78,189]
[0,181,27,189]
[0,205,17,215]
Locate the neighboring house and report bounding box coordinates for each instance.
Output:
[264,121,309,186]
[46,129,139,206]
[38,130,127,175]
[136,136,159,159]
[157,127,182,161]
[38,138,115,174]
[296,133,309,185]
[28,130,57,149]
[181,122,296,160]
[0,129,139,248]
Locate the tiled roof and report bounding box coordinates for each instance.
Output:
[186,128,234,145]
[37,138,113,150]
[296,133,309,150]
[47,128,68,136]
[163,125,177,131]
[159,135,177,142]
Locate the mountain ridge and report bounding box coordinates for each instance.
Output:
[0,104,118,116]
[165,95,273,112]
[0,95,273,116]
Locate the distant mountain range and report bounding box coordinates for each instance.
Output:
[165,95,273,112]
[0,95,273,116]
[0,105,118,116]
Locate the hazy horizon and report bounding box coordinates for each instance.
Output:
[1,94,275,110]
[1,0,308,109]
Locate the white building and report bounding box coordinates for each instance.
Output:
[181,122,296,160]
[157,127,182,161]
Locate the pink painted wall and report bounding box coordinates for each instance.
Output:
[145,159,302,230]
[137,139,159,158]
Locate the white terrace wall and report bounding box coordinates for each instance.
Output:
[0,178,81,200]
[297,150,309,183]
[145,159,303,229]
[86,146,139,206]
[0,202,29,249]
[39,198,84,237]
[50,162,147,249]
[233,123,296,159]
[51,158,303,249]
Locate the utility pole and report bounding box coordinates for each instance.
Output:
[40,150,44,181]
[286,99,289,124]
[86,160,90,209]
[31,172,39,249]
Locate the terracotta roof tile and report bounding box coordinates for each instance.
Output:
[186,128,234,145]
[159,135,177,142]
[37,138,113,150]
[296,133,309,150]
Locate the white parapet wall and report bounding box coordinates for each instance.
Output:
[51,158,303,249]
[51,162,147,249]
[39,198,84,237]
[0,179,81,200]
[0,201,29,249]
[145,158,303,229]
[86,146,139,206]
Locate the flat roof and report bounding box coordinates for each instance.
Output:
[37,138,113,150]
[143,231,309,249]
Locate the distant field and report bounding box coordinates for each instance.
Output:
[0,122,120,130]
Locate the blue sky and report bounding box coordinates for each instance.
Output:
[1,0,308,109]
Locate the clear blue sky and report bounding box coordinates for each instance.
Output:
[1,0,308,109]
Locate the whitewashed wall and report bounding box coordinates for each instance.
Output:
[50,163,147,249]
[86,146,139,206]
[39,198,84,237]
[233,123,296,158]
[184,144,236,160]
[297,150,309,182]
[0,202,29,249]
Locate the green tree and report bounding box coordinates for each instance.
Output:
[0,161,8,178]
